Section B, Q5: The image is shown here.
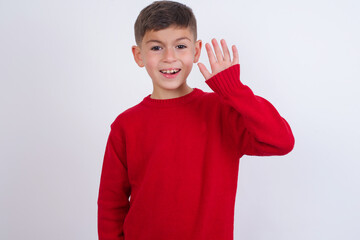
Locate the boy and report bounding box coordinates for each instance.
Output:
[97,1,295,240]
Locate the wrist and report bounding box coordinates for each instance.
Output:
[205,64,244,96]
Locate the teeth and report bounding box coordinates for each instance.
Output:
[161,69,180,74]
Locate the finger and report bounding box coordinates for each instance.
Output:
[232,45,239,65]
[211,38,224,62]
[205,43,217,72]
[220,39,231,62]
[197,62,212,80]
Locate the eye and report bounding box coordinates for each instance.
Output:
[176,45,187,49]
[151,46,162,51]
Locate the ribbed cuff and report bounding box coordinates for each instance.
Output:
[205,64,244,97]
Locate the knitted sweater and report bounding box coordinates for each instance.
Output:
[97,64,295,240]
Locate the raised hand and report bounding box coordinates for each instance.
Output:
[197,38,239,80]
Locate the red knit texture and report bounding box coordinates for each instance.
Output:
[98,64,295,240]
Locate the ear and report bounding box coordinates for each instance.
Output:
[193,40,202,63]
[132,45,144,67]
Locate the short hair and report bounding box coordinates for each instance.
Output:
[134,1,197,46]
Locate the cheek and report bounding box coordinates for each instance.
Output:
[180,52,196,65]
[143,54,158,68]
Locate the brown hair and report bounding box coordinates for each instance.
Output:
[134,1,197,46]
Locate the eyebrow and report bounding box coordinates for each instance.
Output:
[145,37,191,45]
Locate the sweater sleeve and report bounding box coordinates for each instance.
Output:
[205,64,295,157]
[98,120,131,240]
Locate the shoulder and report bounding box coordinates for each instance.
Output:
[196,88,222,105]
[110,100,146,130]
[201,89,243,124]
[200,89,229,110]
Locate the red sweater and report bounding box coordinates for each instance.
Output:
[98,64,294,240]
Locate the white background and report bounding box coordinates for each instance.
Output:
[1,0,359,239]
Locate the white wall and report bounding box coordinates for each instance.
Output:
[1,0,359,239]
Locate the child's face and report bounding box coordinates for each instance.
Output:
[132,26,202,94]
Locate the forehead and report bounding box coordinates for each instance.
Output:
[142,26,195,44]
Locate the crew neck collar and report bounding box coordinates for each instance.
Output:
[140,88,203,108]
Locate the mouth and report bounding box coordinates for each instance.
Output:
[159,68,181,74]
[159,68,181,79]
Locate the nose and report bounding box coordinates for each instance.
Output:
[163,48,176,63]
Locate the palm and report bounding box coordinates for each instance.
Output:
[198,38,239,80]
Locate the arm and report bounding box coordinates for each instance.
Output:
[198,39,294,157]
[98,120,131,240]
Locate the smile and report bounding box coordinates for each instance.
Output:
[159,69,181,74]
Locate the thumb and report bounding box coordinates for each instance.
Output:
[197,62,211,80]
